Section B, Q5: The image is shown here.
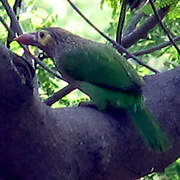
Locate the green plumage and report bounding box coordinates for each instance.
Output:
[55,42,170,151]
[128,105,170,151]
[57,42,143,93]
[15,27,171,152]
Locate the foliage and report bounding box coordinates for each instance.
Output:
[101,0,180,16]
[101,0,180,74]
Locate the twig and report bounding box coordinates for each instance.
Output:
[22,47,65,81]
[66,0,159,73]
[44,84,76,106]
[116,0,127,44]
[3,0,75,102]
[6,0,22,47]
[13,0,22,15]
[0,0,22,48]
[1,0,34,62]
[149,0,180,55]
[133,36,180,56]
[0,0,22,35]
[1,0,67,81]
[0,15,15,38]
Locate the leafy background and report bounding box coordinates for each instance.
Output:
[1,0,180,179]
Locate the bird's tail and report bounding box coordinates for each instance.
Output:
[128,104,171,152]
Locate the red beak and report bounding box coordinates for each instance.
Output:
[14,33,38,46]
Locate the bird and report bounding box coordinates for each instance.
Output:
[15,27,171,152]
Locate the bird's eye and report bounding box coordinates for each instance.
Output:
[39,31,45,39]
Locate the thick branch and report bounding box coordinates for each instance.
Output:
[0,46,180,180]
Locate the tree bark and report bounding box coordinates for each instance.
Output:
[0,45,180,180]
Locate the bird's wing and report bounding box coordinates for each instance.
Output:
[56,43,144,93]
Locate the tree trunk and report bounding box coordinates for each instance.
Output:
[0,45,180,180]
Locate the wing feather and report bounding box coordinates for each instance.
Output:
[56,43,143,94]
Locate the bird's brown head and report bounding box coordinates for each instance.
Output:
[15,28,62,59]
[15,27,80,59]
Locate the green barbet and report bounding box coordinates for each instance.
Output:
[15,27,171,152]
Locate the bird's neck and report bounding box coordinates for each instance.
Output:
[41,45,56,60]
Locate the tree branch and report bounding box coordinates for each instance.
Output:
[0,0,22,35]
[116,0,127,44]
[0,45,180,180]
[0,16,12,34]
[149,0,180,55]
[13,0,22,15]
[0,14,15,47]
[44,84,76,106]
[0,0,66,82]
[123,12,145,36]
[133,36,180,56]
[22,48,65,81]
[7,0,22,47]
[66,0,159,73]
[0,0,33,63]
[121,6,169,48]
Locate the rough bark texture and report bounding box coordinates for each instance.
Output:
[0,45,180,180]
